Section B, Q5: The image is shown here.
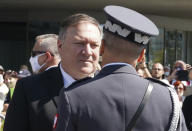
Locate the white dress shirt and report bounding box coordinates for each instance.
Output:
[59,64,75,88]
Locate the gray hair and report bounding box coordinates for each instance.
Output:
[36,34,60,59]
[58,13,102,43]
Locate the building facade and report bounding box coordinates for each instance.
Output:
[0,5,192,71]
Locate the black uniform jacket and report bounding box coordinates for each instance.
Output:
[4,66,63,131]
[56,64,187,131]
[182,95,192,130]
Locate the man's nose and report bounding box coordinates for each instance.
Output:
[82,44,92,56]
[7,79,11,83]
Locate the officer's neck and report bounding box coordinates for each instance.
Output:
[101,51,137,68]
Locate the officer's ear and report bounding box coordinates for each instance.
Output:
[100,40,105,55]
[137,48,145,63]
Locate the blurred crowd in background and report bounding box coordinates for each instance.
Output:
[0,33,192,130]
[0,58,191,117]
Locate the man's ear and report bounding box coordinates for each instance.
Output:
[100,40,105,55]
[44,52,53,62]
[137,48,145,63]
[57,40,62,49]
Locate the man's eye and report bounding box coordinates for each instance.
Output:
[74,43,84,46]
[91,44,99,47]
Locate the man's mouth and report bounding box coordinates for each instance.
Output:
[80,60,92,63]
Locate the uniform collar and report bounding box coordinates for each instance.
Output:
[102,62,131,68]
[98,63,138,77]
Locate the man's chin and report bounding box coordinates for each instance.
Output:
[80,67,95,76]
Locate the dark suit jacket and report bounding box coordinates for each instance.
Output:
[182,95,192,130]
[4,66,63,131]
[56,64,187,131]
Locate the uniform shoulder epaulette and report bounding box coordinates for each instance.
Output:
[146,77,170,87]
[146,77,180,130]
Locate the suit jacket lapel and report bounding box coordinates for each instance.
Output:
[44,66,64,109]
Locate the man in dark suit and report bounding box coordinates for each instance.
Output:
[55,5,187,131]
[182,95,192,130]
[3,14,102,131]
[3,34,60,113]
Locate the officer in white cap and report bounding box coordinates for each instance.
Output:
[55,5,187,131]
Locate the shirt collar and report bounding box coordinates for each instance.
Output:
[59,64,76,88]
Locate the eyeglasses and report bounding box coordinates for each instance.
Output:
[31,51,54,57]
[31,51,46,57]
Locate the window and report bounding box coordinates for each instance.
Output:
[0,22,27,71]
[176,31,186,61]
[148,28,164,68]
[164,29,177,67]
[187,32,192,65]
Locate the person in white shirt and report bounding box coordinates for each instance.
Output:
[0,75,8,112]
